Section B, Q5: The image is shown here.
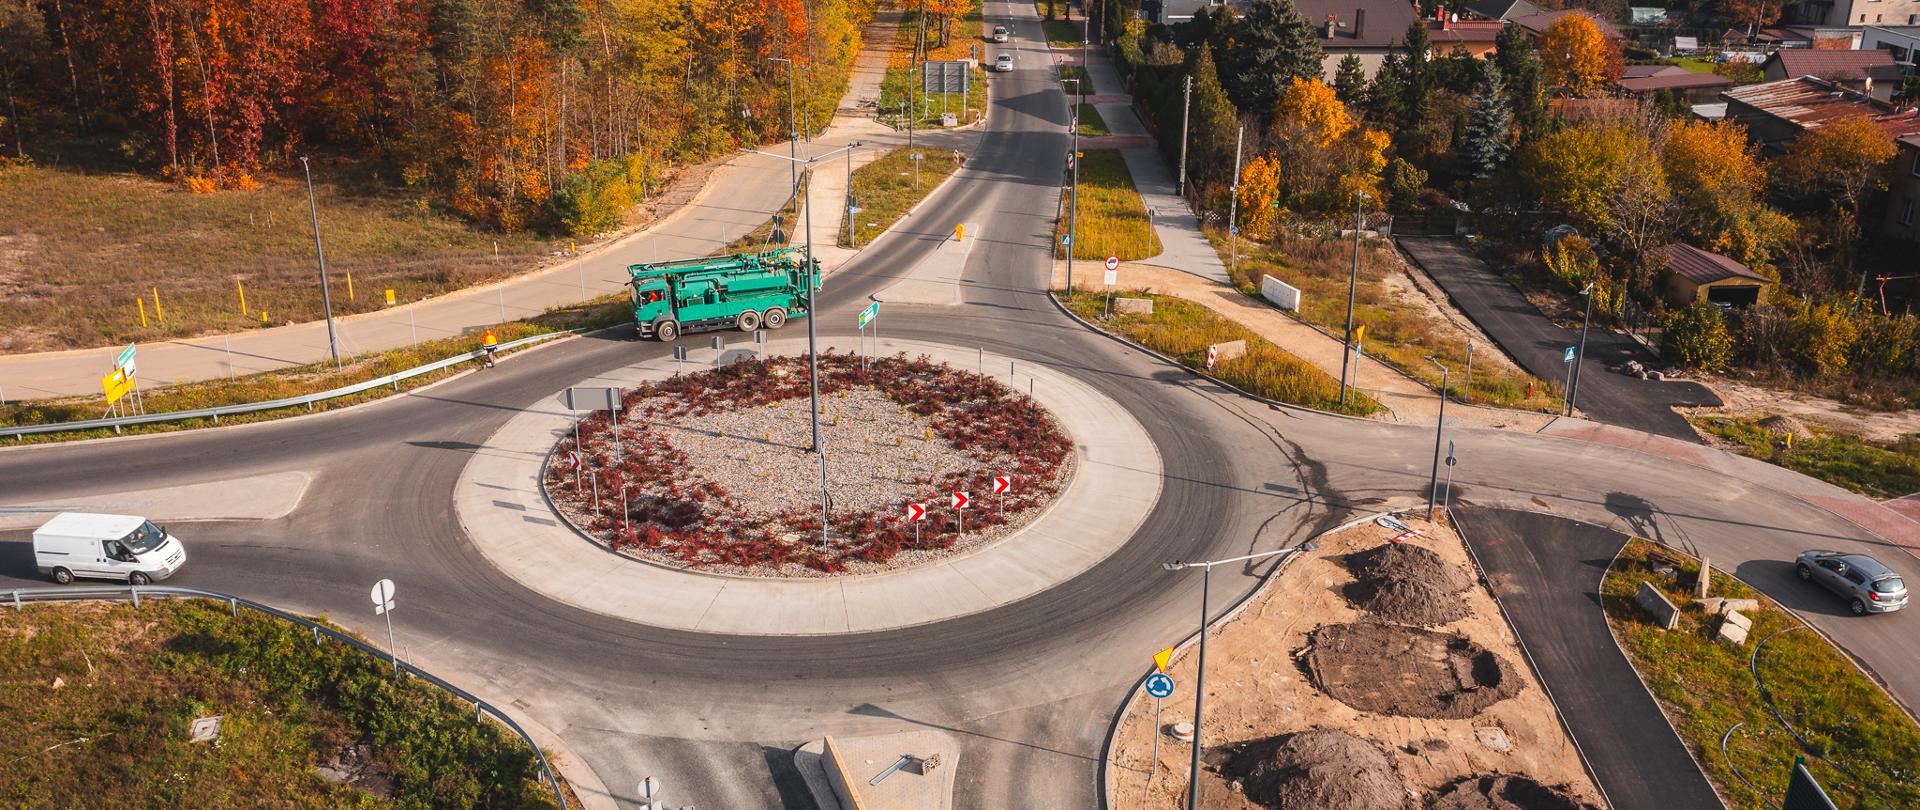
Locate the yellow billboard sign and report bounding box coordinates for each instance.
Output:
[101,369,132,405]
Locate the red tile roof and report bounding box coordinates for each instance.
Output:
[1662,244,1769,286]
[1723,76,1920,137]
[1766,49,1904,83]
[1429,19,1506,45]
[1618,71,1734,93]
[1509,9,1624,40]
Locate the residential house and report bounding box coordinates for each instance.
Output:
[1508,9,1625,42]
[1862,25,1920,66]
[1617,64,1735,103]
[1752,25,1864,48]
[1890,135,1920,240]
[1429,13,1506,58]
[1659,244,1773,308]
[1464,0,1542,21]
[1298,0,1419,80]
[1760,48,1904,98]
[1787,0,1920,28]
[1722,76,1920,238]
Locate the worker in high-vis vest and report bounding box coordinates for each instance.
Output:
[481,328,499,367]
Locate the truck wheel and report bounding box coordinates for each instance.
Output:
[655,318,680,342]
[764,308,787,329]
[129,571,152,586]
[51,567,73,585]
[736,310,762,332]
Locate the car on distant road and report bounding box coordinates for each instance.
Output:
[1797,550,1908,615]
[992,25,1009,42]
[994,53,1014,72]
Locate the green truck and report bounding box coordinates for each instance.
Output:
[626,248,820,341]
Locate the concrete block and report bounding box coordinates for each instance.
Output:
[1209,340,1247,363]
[1697,597,1724,614]
[1724,609,1752,630]
[1717,615,1751,645]
[1635,581,1680,630]
[821,735,869,810]
[1719,598,1760,614]
[1260,274,1302,311]
[1113,297,1153,315]
[1696,558,1712,598]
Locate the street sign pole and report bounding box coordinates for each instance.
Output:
[370,579,398,678]
[1563,346,1577,416]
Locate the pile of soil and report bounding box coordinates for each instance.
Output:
[1428,774,1600,810]
[1343,543,1474,626]
[1303,622,1522,719]
[1755,413,1811,439]
[1227,729,1410,810]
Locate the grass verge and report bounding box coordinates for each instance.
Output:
[1692,416,1920,500]
[839,148,966,248]
[1602,539,1920,809]
[0,599,565,807]
[1055,149,1161,261]
[0,298,629,445]
[1058,288,1382,416]
[1219,234,1558,411]
[1057,65,1093,93]
[0,157,554,354]
[1075,104,1110,136]
[879,1,987,129]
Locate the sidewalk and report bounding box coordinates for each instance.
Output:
[0,10,930,401]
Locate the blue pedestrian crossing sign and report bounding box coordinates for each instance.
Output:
[1144,672,1175,699]
[1563,346,1577,364]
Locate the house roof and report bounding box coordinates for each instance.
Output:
[1429,19,1506,46]
[1299,0,1418,49]
[1722,76,1920,139]
[1465,0,1542,20]
[1509,9,1624,40]
[1902,134,1920,150]
[1765,49,1904,83]
[1663,244,1770,286]
[1617,66,1735,93]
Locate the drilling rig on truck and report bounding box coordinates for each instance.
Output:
[626,248,820,342]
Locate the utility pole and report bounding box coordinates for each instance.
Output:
[1426,356,1449,520]
[1066,78,1081,291]
[1568,283,1595,416]
[1227,125,1243,281]
[298,156,341,367]
[1339,192,1367,406]
[1177,75,1192,198]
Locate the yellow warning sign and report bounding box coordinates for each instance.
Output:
[1152,646,1174,673]
[101,368,132,405]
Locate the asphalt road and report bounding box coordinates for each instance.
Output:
[1397,236,1721,442]
[3,4,1915,808]
[1454,506,1724,810]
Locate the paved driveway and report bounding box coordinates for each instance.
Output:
[1398,237,1720,442]
[1454,506,1724,810]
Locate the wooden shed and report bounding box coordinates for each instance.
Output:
[1660,244,1771,308]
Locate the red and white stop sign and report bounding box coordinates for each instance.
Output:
[906,503,927,521]
[951,492,970,509]
[993,476,1011,494]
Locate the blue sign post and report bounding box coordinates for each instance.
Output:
[1562,346,1578,416]
[1144,672,1175,698]
[1563,346,1576,364]
[1144,671,1176,783]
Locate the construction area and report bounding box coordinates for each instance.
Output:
[1105,514,1602,809]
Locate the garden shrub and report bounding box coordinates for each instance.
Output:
[1664,302,1733,370]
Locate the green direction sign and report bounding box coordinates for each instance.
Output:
[116,343,137,370]
[857,301,879,329]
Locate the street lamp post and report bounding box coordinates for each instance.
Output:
[298,156,341,367]
[1339,192,1367,406]
[1568,283,1595,417]
[1065,77,1080,290]
[745,142,861,545]
[1425,356,1449,520]
[768,57,798,195]
[1163,547,1300,810]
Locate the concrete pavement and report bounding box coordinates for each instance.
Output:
[0,470,311,530]
[455,338,1160,635]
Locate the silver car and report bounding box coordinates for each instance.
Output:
[992,25,1010,42]
[994,54,1014,72]
[1797,551,1908,615]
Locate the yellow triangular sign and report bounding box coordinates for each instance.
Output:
[1152,646,1174,673]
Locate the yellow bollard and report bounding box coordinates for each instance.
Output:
[346,272,355,301]
[138,298,148,328]
[924,426,933,441]
[237,280,247,315]
[1785,431,1794,449]
[954,224,964,242]
[152,288,164,322]
[261,310,269,323]
[385,288,396,306]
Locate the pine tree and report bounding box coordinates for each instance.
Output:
[1223,0,1324,113]
[1332,52,1367,107]
[1367,52,1407,127]
[1460,62,1512,181]
[1397,19,1433,132]
[1186,44,1244,195]
[1494,22,1547,141]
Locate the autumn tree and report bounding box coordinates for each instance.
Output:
[1663,118,1790,267]
[1237,154,1282,239]
[1721,0,1785,34]
[1459,62,1512,182]
[1521,120,1668,259]
[1773,114,1898,216]
[1663,302,1734,370]
[1538,14,1620,97]
[1493,21,1546,140]
[1223,0,1323,113]
[1265,77,1386,214]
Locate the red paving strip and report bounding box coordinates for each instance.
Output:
[1804,494,1920,552]
[1887,495,1920,523]
[1539,421,1712,467]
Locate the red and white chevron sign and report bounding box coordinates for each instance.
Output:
[993,476,1011,494]
[951,491,970,509]
[906,503,927,521]
[1206,345,1218,370]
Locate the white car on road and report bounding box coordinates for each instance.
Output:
[994,53,1014,72]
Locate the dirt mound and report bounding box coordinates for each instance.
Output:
[1304,622,1522,719]
[1227,728,1410,810]
[1344,543,1474,626]
[1755,413,1811,438]
[1428,774,1600,810]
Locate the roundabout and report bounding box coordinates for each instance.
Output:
[453,338,1163,635]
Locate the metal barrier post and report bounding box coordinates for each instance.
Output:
[130,587,140,608]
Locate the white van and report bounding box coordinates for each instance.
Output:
[33,512,188,585]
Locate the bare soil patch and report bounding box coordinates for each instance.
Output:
[1105,515,1600,808]
[1304,622,1522,719]
[545,353,1073,576]
[1429,774,1599,810]
[1688,375,1920,445]
[1223,729,1410,810]
[1343,543,1472,626]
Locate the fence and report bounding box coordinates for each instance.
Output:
[4,584,568,809]
[4,331,573,440]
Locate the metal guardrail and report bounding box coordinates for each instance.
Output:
[5,331,572,439]
[6,584,568,809]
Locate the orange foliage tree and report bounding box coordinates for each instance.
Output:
[1538,14,1621,97]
